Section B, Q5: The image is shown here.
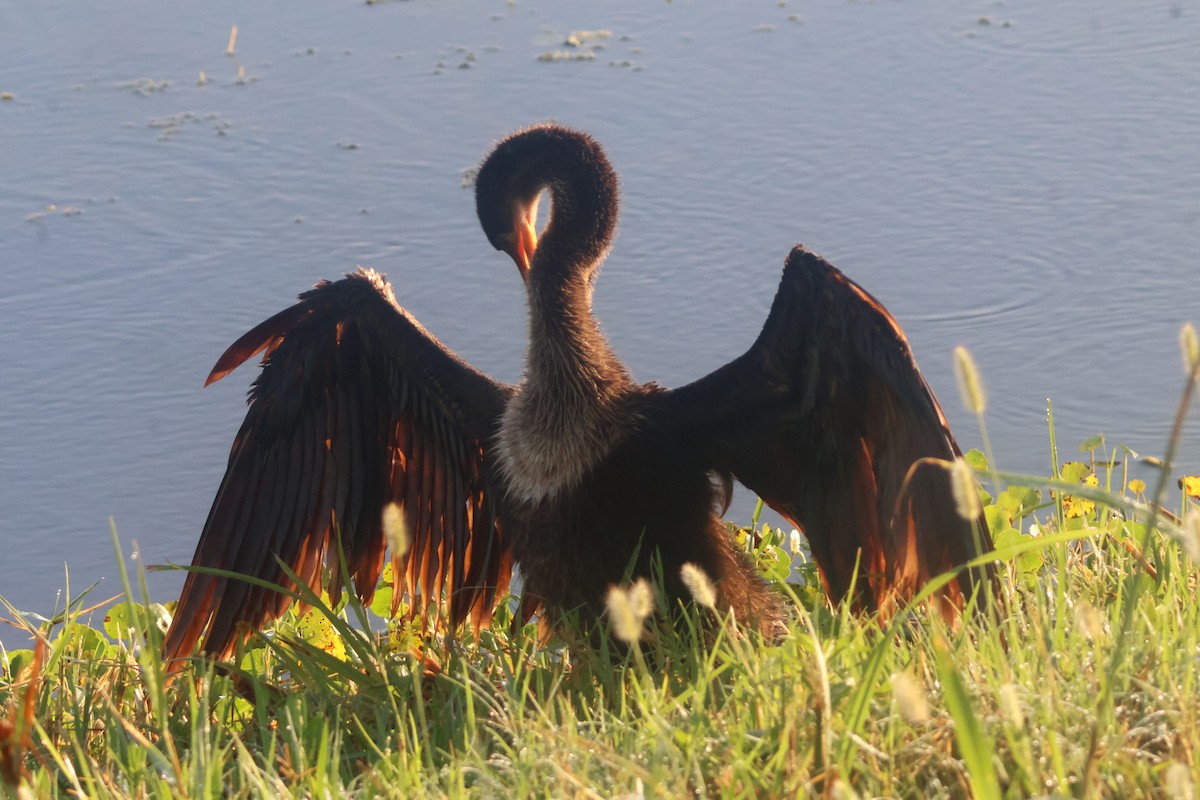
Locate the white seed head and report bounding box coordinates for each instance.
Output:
[829,779,861,800]
[1182,510,1200,563]
[1166,761,1194,800]
[890,671,930,725]
[953,345,987,414]
[606,578,654,643]
[382,502,410,558]
[1181,322,1200,375]
[629,577,654,619]
[680,563,717,609]
[1073,599,1104,640]
[998,683,1025,729]
[949,458,983,520]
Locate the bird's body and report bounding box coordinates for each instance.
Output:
[163,124,992,663]
[503,383,785,635]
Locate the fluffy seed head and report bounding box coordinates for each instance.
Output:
[953,345,987,414]
[606,578,654,643]
[949,458,983,520]
[680,563,717,610]
[1073,599,1104,640]
[999,683,1025,729]
[890,672,930,725]
[1182,510,1200,563]
[1165,761,1194,800]
[1181,323,1200,375]
[382,502,410,558]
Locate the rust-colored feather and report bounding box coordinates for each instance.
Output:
[163,270,511,666]
[663,245,995,617]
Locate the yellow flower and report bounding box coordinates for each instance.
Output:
[1062,470,1098,519]
[1179,476,1200,500]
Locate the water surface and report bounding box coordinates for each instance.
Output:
[2,0,1197,643]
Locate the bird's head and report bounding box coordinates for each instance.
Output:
[475,129,549,284]
[477,185,540,283]
[475,124,617,288]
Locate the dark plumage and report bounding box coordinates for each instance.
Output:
[163,124,992,664]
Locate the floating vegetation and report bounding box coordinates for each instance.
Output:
[121,78,170,96]
[982,16,1011,27]
[146,111,231,141]
[1,92,12,101]
[444,45,478,70]
[24,203,84,222]
[564,29,612,47]
[537,29,615,63]
[537,49,597,62]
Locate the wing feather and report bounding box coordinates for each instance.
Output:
[163,269,512,664]
[662,245,993,614]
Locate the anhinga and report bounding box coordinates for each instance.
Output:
[163,124,992,662]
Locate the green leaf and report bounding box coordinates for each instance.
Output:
[103,602,133,640]
[1060,461,1092,484]
[238,646,269,675]
[996,486,1041,519]
[963,449,989,472]
[295,607,348,661]
[370,584,395,619]
[59,621,113,659]
[984,504,1011,535]
[388,618,423,653]
[370,561,399,618]
[1114,520,1147,543]
[2,649,35,678]
[1078,434,1105,452]
[993,528,1044,573]
[103,601,171,641]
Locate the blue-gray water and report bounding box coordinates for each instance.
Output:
[2,1,1198,646]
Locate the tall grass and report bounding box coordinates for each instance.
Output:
[3,340,1199,798]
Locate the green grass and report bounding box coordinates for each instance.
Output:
[3,353,1200,798]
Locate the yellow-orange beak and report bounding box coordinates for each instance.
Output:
[506,216,537,282]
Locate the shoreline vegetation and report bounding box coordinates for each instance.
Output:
[3,341,1199,799]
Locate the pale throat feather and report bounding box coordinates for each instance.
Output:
[498,281,634,503]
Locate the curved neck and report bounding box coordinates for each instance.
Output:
[525,272,629,399]
[517,133,629,398]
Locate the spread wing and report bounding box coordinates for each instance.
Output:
[662,245,993,613]
[163,269,513,664]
